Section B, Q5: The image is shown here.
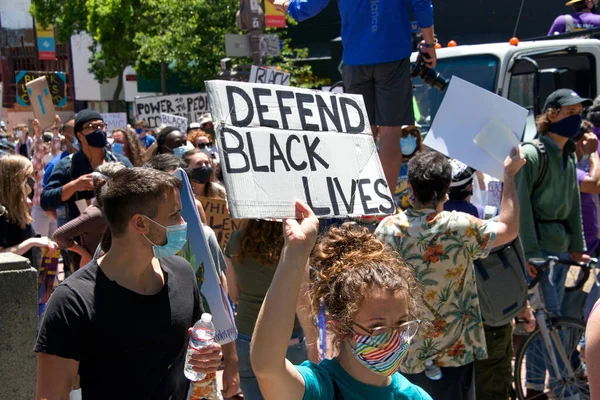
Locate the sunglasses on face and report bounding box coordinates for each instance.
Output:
[353,320,421,339]
[197,142,214,149]
[82,122,107,132]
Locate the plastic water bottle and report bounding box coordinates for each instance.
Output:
[425,359,443,380]
[184,313,215,381]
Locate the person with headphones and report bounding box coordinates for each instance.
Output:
[548,0,600,35]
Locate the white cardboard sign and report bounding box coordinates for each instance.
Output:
[423,77,528,181]
[206,80,394,219]
[160,112,188,133]
[249,65,291,86]
[135,92,209,129]
[101,113,127,134]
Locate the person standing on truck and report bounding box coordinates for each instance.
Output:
[548,0,600,35]
[269,0,437,194]
[515,89,592,399]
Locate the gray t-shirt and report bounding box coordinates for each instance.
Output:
[203,225,227,276]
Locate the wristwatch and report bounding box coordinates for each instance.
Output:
[421,41,437,49]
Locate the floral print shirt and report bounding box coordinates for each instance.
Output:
[375,208,498,374]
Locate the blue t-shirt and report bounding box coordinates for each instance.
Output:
[288,0,433,66]
[140,134,156,149]
[296,359,432,400]
[43,151,70,187]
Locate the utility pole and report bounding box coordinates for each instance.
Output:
[249,0,265,66]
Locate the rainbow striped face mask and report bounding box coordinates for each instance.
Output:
[349,329,410,376]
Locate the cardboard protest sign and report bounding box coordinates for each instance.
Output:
[26,76,56,130]
[174,169,237,344]
[250,65,290,86]
[198,197,242,249]
[142,142,158,163]
[101,112,127,134]
[205,80,394,219]
[135,93,209,129]
[423,77,527,181]
[38,248,60,316]
[16,71,68,107]
[160,112,188,133]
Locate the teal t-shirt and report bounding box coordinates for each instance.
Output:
[295,359,432,400]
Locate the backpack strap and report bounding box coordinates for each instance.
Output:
[522,140,549,240]
[522,139,548,197]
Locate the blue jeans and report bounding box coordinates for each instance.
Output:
[236,332,308,400]
[526,250,580,399]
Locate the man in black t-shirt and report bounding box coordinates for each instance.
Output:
[35,167,223,400]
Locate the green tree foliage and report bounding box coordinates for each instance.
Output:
[31,0,325,107]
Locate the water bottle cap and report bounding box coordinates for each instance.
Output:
[425,359,433,366]
[201,313,212,323]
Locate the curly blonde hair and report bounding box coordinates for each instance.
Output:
[236,220,284,265]
[309,224,425,348]
[0,155,34,229]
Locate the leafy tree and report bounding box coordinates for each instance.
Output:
[31,0,139,111]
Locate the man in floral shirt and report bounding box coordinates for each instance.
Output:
[375,149,525,400]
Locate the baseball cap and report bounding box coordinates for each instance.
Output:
[449,159,475,187]
[543,89,592,112]
[198,113,212,126]
[566,0,584,4]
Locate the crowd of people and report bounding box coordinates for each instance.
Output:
[0,86,598,400]
[0,0,599,399]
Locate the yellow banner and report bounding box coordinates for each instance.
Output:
[264,0,286,28]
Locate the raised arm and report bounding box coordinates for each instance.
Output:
[270,0,331,22]
[250,201,318,400]
[492,146,526,247]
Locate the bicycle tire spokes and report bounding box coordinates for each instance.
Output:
[514,318,588,400]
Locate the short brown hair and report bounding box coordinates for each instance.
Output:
[309,224,425,350]
[536,107,559,136]
[134,120,147,128]
[97,167,182,235]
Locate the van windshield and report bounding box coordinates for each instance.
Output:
[414,55,500,133]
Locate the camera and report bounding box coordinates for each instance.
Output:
[410,58,449,92]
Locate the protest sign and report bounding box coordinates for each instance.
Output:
[160,112,188,133]
[101,112,127,134]
[38,248,60,316]
[423,77,527,181]
[249,65,290,86]
[264,0,286,27]
[135,93,209,129]
[16,71,68,107]
[174,169,237,344]
[487,181,503,209]
[199,197,242,249]
[26,76,56,130]
[205,80,394,219]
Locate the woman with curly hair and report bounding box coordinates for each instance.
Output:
[251,201,431,400]
[224,218,315,400]
[0,155,58,265]
[110,128,145,167]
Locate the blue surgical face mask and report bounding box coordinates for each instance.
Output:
[550,114,582,139]
[173,145,189,158]
[136,128,144,135]
[111,142,125,155]
[400,135,418,156]
[143,216,188,258]
[72,137,80,151]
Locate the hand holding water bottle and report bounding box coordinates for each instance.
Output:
[184,314,222,380]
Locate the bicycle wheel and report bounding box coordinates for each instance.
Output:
[565,265,590,292]
[514,317,588,400]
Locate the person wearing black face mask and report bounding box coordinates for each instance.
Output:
[515,89,593,399]
[41,110,133,226]
[182,149,226,200]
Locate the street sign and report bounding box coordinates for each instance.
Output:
[225,34,280,57]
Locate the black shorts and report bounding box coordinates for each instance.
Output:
[342,59,414,127]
